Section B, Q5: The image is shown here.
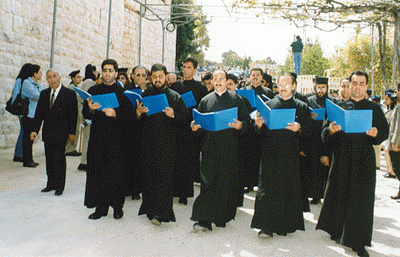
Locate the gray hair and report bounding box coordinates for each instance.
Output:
[46,68,62,77]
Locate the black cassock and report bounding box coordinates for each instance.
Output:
[170,79,208,197]
[251,96,312,234]
[304,95,332,201]
[316,98,389,249]
[191,91,250,224]
[83,83,136,210]
[138,87,189,222]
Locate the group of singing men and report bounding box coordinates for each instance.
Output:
[31,56,388,257]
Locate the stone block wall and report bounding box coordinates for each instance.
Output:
[0,0,176,148]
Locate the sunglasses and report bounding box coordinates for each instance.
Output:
[135,74,147,77]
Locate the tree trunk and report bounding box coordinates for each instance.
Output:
[394,11,400,84]
[377,22,389,90]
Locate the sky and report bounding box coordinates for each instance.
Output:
[197,0,370,65]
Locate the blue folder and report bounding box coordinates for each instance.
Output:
[124,91,142,107]
[125,88,142,96]
[256,95,296,130]
[91,93,120,111]
[73,86,91,100]
[309,107,326,121]
[261,94,271,102]
[236,89,256,108]
[142,93,169,116]
[326,99,372,133]
[181,91,197,108]
[193,107,238,131]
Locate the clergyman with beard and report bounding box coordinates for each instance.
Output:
[136,63,189,226]
[305,76,332,204]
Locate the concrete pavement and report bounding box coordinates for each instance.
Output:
[1,143,400,256]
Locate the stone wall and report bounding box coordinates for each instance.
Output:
[0,0,176,148]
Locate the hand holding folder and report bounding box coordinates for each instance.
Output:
[256,96,296,130]
[181,91,197,108]
[192,107,238,131]
[309,107,326,121]
[73,86,120,111]
[142,93,170,116]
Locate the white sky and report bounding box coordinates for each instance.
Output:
[197,0,370,65]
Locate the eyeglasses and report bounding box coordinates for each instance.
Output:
[213,78,226,83]
[135,74,147,77]
[102,69,115,73]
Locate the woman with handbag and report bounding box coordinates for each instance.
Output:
[11,63,32,162]
[21,64,43,168]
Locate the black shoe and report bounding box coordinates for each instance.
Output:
[41,187,53,193]
[215,222,226,228]
[13,156,23,162]
[178,197,188,205]
[352,247,369,257]
[276,232,287,236]
[54,190,63,196]
[310,199,321,204]
[23,161,38,168]
[384,173,397,179]
[193,221,212,232]
[66,151,82,156]
[77,164,87,171]
[88,212,107,220]
[150,215,161,226]
[113,209,124,219]
[132,194,141,200]
[258,230,273,238]
[391,194,400,200]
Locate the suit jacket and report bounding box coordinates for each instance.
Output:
[33,85,78,143]
[389,105,400,150]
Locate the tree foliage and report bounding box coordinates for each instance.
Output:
[221,50,253,69]
[172,0,210,69]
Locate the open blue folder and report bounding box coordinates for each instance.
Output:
[237,89,256,108]
[73,86,91,100]
[193,107,238,131]
[126,88,142,96]
[124,91,142,107]
[256,95,296,130]
[142,93,169,116]
[261,94,271,102]
[309,107,326,121]
[91,93,119,111]
[181,91,197,108]
[326,99,372,133]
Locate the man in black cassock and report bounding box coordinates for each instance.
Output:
[137,63,189,226]
[190,70,250,231]
[83,59,137,220]
[305,77,332,204]
[245,68,275,99]
[316,71,389,257]
[170,57,208,204]
[251,73,312,238]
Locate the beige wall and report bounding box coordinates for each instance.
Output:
[0,0,176,148]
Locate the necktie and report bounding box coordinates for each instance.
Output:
[50,91,55,109]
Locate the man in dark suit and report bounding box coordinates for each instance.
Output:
[30,69,78,196]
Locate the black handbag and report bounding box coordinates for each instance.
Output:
[5,81,29,116]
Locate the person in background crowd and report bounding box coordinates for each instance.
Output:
[371,95,383,171]
[77,64,97,171]
[11,63,32,163]
[117,69,130,87]
[290,35,304,75]
[339,77,351,101]
[245,68,275,99]
[166,72,177,87]
[30,69,78,196]
[382,91,397,178]
[331,90,339,98]
[21,64,44,168]
[201,72,213,93]
[191,70,250,231]
[366,88,372,100]
[389,83,400,200]
[125,66,151,92]
[65,70,82,157]
[317,70,389,257]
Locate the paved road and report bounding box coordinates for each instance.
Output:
[1,143,400,256]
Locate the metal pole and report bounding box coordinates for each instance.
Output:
[50,0,58,68]
[106,0,112,59]
[371,23,374,94]
[392,16,399,88]
[162,19,165,63]
[139,1,144,65]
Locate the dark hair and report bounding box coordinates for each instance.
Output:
[202,72,212,81]
[30,64,41,77]
[118,71,130,85]
[183,57,198,69]
[263,73,272,85]
[288,72,297,85]
[16,63,32,81]
[226,73,238,84]
[350,70,369,84]
[132,66,148,76]
[397,83,400,92]
[151,63,167,75]
[250,67,263,76]
[84,64,96,81]
[101,59,118,71]
[340,77,350,85]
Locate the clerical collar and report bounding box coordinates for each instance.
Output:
[215,89,227,96]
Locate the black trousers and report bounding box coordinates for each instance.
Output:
[21,117,35,163]
[389,150,400,181]
[44,141,67,191]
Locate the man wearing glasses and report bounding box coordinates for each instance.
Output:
[125,65,151,93]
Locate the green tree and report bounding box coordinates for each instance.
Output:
[172,0,210,69]
[222,50,242,67]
